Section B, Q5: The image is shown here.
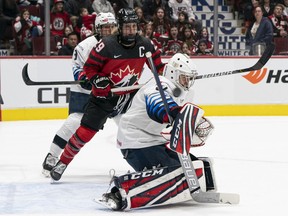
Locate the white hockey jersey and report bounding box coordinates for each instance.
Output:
[70,35,98,94]
[117,76,192,149]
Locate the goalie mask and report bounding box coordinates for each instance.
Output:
[95,12,117,36]
[163,53,198,91]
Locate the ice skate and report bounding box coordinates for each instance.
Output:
[50,160,67,181]
[42,153,58,177]
[94,187,124,211]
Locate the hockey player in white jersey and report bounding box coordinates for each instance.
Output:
[42,12,117,176]
[96,53,216,210]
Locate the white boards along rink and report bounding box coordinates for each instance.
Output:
[0,56,287,120]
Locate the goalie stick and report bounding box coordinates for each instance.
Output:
[21,63,144,93]
[146,52,240,205]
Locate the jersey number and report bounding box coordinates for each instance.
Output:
[95,40,105,52]
[73,49,78,61]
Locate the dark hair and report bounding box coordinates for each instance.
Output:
[253,6,264,14]
[67,32,78,39]
[198,39,207,47]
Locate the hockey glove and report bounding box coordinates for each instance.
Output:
[78,71,92,90]
[91,75,111,98]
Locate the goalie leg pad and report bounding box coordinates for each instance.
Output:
[115,166,191,210]
[111,161,208,210]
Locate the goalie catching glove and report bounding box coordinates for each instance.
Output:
[161,103,214,148]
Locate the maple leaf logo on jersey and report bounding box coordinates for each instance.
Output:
[110,65,140,87]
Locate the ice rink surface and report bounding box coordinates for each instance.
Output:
[1,116,288,215]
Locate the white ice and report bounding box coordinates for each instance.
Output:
[0,116,288,215]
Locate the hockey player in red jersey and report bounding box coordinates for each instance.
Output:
[50,8,165,181]
[42,12,117,177]
[95,53,216,210]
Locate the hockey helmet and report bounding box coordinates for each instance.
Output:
[163,53,198,91]
[95,12,117,29]
[117,8,139,45]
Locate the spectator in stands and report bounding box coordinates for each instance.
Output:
[245,6,273,55]
[107,0,129,15]
[152,7,171,47]
[50,0,72,42]
[143,22,163,50]
[65,0,93,17]
[0,0,21,47]
[229,0,244,19]
[175,10,189,40]
[13,8,43,54]
[181,41,194,56]
[198,27,213,53]
[17,0,43,7]
[168,0,202,33]
[56,25,72,49]
[268,3,288,37]
[134,6,149,34]
[243,0,261,33]
[58,31,78,55]
[194,39,213,56]
[75,7,96,41]
[92,0,115,15]
[283,0,288,16]
[142,0,171,21]
[182,24,197,52]
[261,0,275,17]
[163,24,183,55]
[133,0,143,8]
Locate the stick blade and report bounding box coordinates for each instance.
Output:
[250,42,275,71]
[22,63,32,85]
[218,193,240,204]
[21,63,79,86]
[0,94,3,104]
[192,192,240,204]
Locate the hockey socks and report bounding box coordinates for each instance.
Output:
[60,125,97,165]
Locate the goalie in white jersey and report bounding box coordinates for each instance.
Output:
[42,12,117,176]
[96,53,216,210]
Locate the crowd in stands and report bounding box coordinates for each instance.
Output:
[0,0,287,56]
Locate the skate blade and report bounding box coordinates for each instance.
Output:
[94,197,117,210]
[50,178,58,184]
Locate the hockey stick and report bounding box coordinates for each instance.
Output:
[146,52,239,205]
[21,63,144,93]
[22,63,79,85]
[22,43,274,86]
[196,42,275,80]
[0,94,3,104]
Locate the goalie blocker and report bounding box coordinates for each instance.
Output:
[95,157,216,211]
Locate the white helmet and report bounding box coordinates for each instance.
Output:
[95,12,117,29]
[163,53,198,91]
